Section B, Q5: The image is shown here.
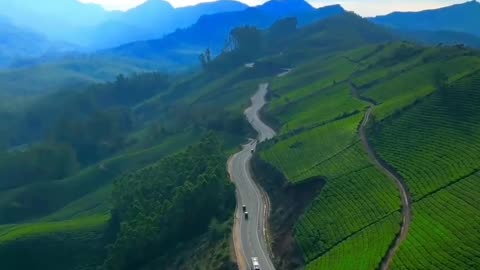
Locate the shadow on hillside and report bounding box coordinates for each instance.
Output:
[251,154,324,270]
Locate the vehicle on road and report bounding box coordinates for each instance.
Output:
[242,205,247,212]
[244,211,249,219]
[251,257,261,270]
[251,149,255,153]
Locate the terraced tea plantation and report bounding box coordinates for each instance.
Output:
[271,82,367,133]
[261,113,365,182]
[259,42,480,269]
[0,215,108,270]
[260,46,405,269]
[392,174,480,270]
[372,71,480,199]
[296,166,401,261]
[306,212,401,270]
[371,71,480,269]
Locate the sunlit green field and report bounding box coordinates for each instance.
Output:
[296,166,401,261]
[372,72,480,199]
[370,72,480,269]
[0,215,108,270]
[391,174,480,269]
[306,212,401,270]
[260,42,480,269]
[0,131,198,224]
[261,113,364,183]
[260,45,407,268]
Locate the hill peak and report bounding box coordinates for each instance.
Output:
[132,0,174,11]
[260,0,314,13]
[319,4,344,9]
[453,0,480,9]
[372,0,480,37]
[181,0,248,10]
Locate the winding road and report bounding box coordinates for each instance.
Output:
[355,88,413,270]
[228,82,279,270]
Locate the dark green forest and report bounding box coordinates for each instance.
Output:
[104,135,235,270]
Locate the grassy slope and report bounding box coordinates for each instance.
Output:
[352,44,480,120]
[0,132,199,270]
[2,13,480,270]
[371,72,480,269]
[262,113,365,182]
[0,215,108,270]
[0,57,160,98]
[391,174,480,270]
[306,212,401,270]
[260,46,403,269]
[0,131,198,224]
[0,57,282,270]
[260,42,480,269]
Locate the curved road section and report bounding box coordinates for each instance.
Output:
[229,83,276,270]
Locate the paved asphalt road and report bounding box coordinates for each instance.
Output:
[229,83,276,270]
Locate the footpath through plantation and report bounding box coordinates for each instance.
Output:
[258,41,480,270]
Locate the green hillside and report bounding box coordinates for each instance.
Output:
[0,56,161,99]
[306,212,401,270]
[0,20,285,269]
[257,39,480,269]
[260,47,404,269]
[1,10,480,270]
[104,135,235,270]
[0,215,108,270]
[371,71,480,269]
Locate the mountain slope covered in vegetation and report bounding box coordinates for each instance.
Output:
[372,1,480,37]
[1,6,480,270]
[258,35,480,270]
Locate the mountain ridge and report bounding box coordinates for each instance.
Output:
[101,1,346,66]
[372,1,480,37]
[0,16,63,68]
[89,0,249,48]
[0,0,249,48]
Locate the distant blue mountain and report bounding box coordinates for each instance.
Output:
[103,0,346,65]
[0,0,248,48]
[257,0,315,16]
[372,1,480,37]
[0,16,73,68]
[0,0,108,42]
[89,0,249,48]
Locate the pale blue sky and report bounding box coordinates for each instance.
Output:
[78,0,468,16]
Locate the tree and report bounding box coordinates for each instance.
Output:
[225,26,263,59]
[199,48,212,69]
[267,17,298,47]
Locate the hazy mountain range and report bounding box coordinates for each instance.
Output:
[103,0,345,65]
[0,16,77,68]
[372,1,480,37]
[0,0,249,48]
[2,0,480,52]
[1,0,480,93]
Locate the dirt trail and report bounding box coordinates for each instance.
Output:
[352,83,413,270]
